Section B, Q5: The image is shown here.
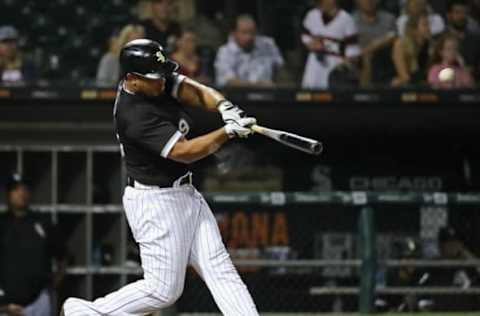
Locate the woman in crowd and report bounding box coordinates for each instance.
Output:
[0,26,37,84]
[170,28,210,83]
[397,0,445,36]
[427,34,474,89]
[391,14,432,86]
[96,24,145,86]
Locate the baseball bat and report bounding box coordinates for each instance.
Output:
[251,124,323,155]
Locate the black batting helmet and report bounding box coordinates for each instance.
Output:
[119,39,179,80]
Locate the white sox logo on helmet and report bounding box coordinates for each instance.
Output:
[156,51,166,63]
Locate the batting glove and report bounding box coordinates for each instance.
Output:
[224,117,257,139]
[218,100,246,123]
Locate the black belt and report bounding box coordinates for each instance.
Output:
[127,173,193,188]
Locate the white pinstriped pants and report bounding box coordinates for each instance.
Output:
[63,184,258,316]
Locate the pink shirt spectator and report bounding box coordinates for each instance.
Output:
[428,64,473,89]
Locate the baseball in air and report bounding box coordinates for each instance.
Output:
[438,67,455,82]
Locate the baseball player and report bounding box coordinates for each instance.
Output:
[61,39,259,315]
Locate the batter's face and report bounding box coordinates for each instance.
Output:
[127,74,166,97]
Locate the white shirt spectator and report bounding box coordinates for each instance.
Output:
[214,35,284,87]
[301,8,361,89]
[397,14,445,36]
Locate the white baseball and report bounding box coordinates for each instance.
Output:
[438,67,455,82]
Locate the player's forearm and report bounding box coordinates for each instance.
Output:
[178,77,225,112]
[168,128,229,164]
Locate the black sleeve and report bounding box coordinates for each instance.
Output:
[164,72,186,99]
[40,214,67,261]
[129,104,182,158]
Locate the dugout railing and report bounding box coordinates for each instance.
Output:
[1,145,480,314]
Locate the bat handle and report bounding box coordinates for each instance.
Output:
[251,124,265,134]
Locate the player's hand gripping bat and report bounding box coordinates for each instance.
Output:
[251,124,323,155]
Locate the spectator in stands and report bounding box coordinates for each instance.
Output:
[141,0,181,53]
[0,174,66,316]
[415,226,480,312]
[396,0,445,37]
[170,29,210,83]
[445,0,480,81]
[391,14,432,86]
[469,0,480,34]
[183,1,226,51]
[427,34,473,88]
[214,15,284,88]
[182,2,226,82]
[432,227,480,289]
[301,0,361,89]
[353,0,397,86]
[0,26,36,84]
[96,24,145,86]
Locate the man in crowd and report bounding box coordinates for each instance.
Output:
[427,227,480,310]
[0,26,37,84]
[468,0,480,34]
[0,174,66,316]
[141,0,181,53]
[445,0,480,80]
[301,0,361,89]
[215,15,284,87]
[353,0,397,86]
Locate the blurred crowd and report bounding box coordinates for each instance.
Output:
[0,0,479,89]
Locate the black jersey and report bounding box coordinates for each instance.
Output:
[0,211,66,305]
[113,73,192,186]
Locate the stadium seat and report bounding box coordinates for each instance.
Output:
[0,0,137,81]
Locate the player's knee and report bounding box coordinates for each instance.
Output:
[145,279,184,307]
[161,282,184,306]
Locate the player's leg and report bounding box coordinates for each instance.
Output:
[189,190,259,316]
[63,187,195,315]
